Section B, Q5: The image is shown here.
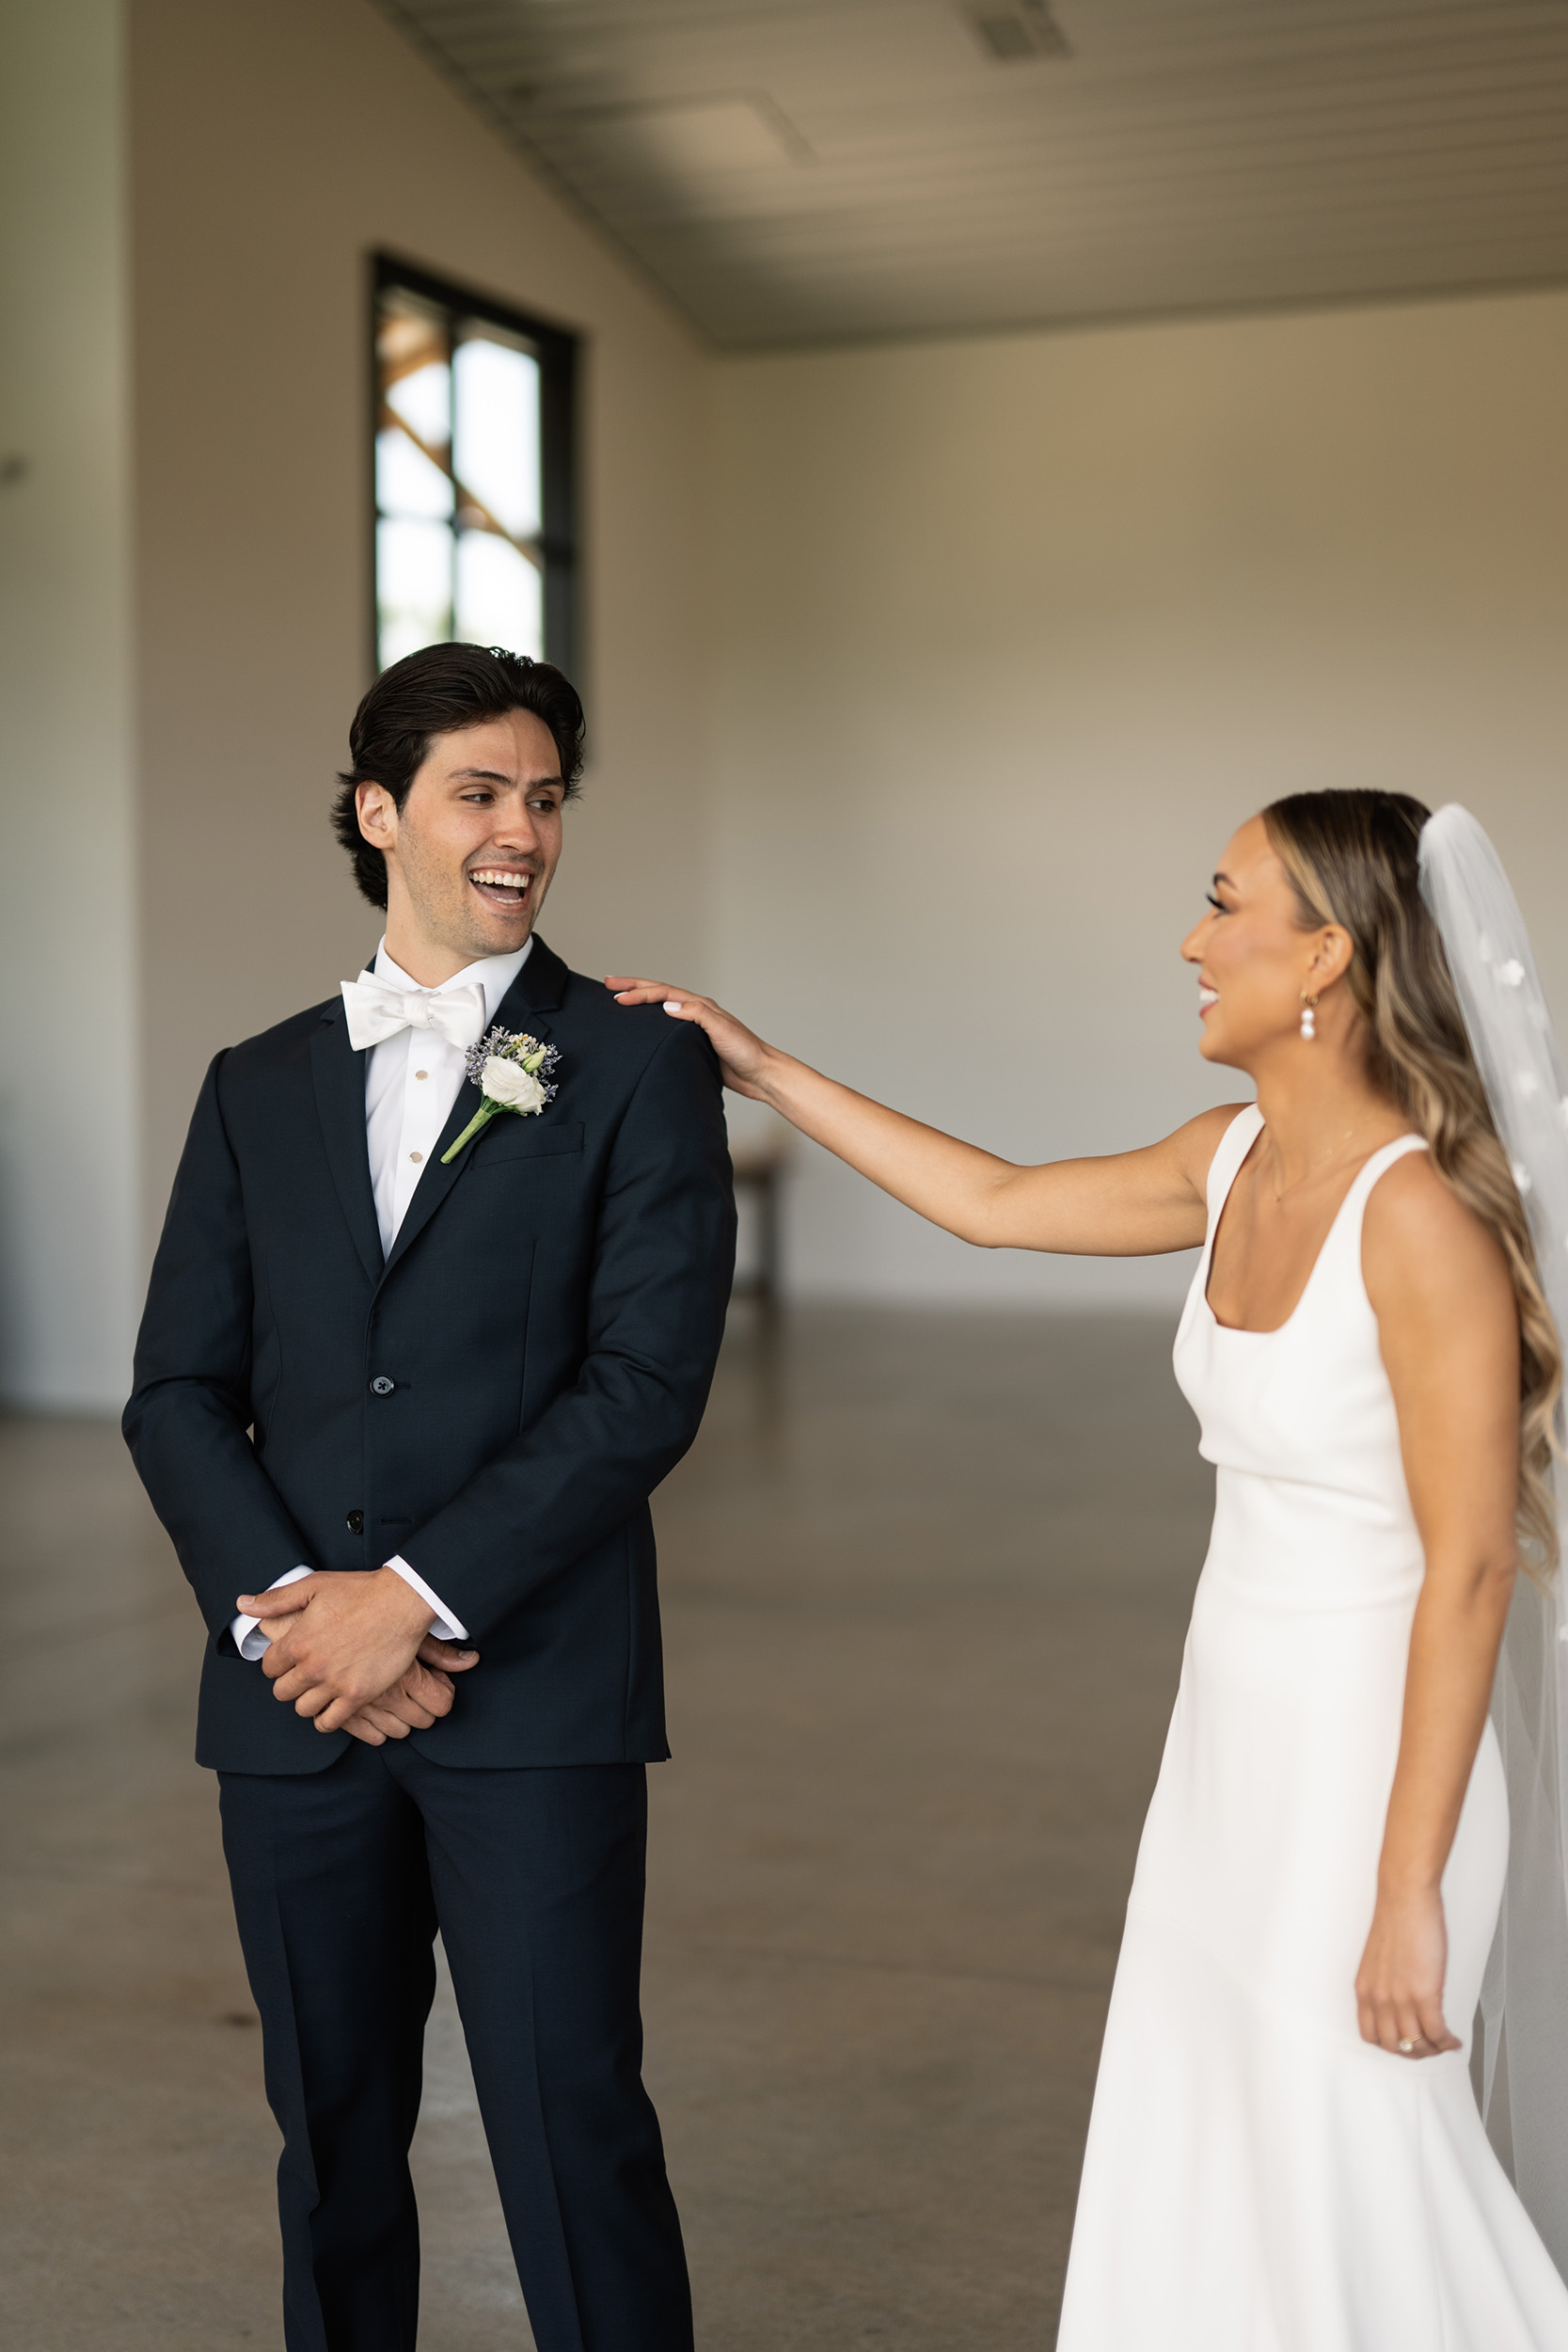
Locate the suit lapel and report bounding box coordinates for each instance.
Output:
[379,935,570,1282]
[310,1001,384,1285]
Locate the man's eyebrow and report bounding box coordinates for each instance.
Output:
[450,766,564,788]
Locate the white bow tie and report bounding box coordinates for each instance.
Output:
[340,976,488,1055]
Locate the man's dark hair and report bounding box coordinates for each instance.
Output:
[333,642,586,908]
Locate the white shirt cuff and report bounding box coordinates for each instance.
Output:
[385,1555,468,1644]
[230,1565,312,1662]
[228,1558,467,1663]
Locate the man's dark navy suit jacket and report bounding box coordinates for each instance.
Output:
[124,937,736,1776]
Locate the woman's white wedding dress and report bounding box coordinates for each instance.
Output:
[1056,1104,1568,2350]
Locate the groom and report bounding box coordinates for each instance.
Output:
[124,642,736,2351]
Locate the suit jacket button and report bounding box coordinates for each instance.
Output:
[370,1375,395,1396]
[346,1510,365,1534]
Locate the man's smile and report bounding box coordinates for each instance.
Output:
[467,866,535,911]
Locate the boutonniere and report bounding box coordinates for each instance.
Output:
[441,1026,561,1164]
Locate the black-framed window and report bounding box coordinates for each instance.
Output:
[372,254,578,678]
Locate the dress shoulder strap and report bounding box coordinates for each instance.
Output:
[1322,1132,1429,1295]
[1344,1131,1428,1216]
[1204,1104,1264,1226]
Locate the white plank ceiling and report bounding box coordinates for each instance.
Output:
[376,0,1568,348]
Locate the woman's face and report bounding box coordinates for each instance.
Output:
[1180,815,1326,1072]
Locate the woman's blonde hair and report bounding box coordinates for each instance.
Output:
[1263,788,1561,1578]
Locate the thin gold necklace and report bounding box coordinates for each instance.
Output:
[1265,1117,1386,1208]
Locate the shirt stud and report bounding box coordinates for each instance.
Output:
[409,1151,423,1164]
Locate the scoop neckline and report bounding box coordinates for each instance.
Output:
[1202,1119,1423,1340]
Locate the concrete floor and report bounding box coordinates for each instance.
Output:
[0,1307,1212,2350]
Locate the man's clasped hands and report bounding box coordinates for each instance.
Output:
[235,1567,479,1744]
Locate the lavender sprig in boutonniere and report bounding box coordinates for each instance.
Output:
[440,1026,561,1164]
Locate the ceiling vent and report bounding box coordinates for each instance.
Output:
[965,3,1070,62]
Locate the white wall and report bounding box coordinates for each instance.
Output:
[130,0,717,1241]
[10,0,1568,1378]
[709,292,1568,1304]
[0,0,140,1407]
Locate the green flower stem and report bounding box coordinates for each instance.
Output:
[440,1101,500,1166]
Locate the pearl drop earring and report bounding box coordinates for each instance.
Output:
[1300,990,1319,1041]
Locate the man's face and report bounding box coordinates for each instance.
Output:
[356,709,566,971]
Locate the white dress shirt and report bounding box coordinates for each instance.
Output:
[230,935,534,1666]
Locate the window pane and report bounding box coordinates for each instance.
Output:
[377,516,452,669]
[454,528,543,660]
[374,266,571,677]
[376,426,453,520]
[453,334,541,542]
[385,358,451,455]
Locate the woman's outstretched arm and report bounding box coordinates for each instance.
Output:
[607,977,1238,1258]
[1354,1152,1522,2058]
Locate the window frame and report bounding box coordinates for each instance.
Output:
[369,251,580,684]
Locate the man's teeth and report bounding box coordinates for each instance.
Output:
[470,870,529,891]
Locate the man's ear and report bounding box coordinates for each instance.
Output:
[356,781,397,850]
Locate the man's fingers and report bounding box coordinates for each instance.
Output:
[311,1692,365,1735]
[349,1705,413,1741]
[363,1669,450,1729]
[403,1665,455,1713]
[339,1666,462,1740]
[237,1581,314,1618]
[371,1694,438,1730]
[273,1662,445,1720]
[341,1713,389,1746]
[417,1636,478,1671]
[246,1575,468,1734]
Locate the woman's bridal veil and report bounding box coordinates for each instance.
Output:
[1418,804,1568,2271]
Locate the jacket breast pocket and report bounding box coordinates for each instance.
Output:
[468,1118,584,1168]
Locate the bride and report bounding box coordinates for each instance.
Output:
[610,789,1568,2347]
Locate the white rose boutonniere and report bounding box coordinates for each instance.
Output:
[440,1025,561,1165]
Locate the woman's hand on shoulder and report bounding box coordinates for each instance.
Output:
[606,977,777,1101]
[602,982,1251,1263]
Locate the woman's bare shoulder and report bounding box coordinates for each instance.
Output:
[1363,1148,1513,1321]
[1166,1103,1257,1194]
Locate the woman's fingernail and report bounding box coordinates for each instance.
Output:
[663,1000,683,1012]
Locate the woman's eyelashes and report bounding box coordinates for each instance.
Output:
[1206,892,1227,914]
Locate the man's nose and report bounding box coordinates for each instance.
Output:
[492,799,542,854]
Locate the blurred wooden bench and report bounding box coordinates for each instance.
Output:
[730,1146,788,1311]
